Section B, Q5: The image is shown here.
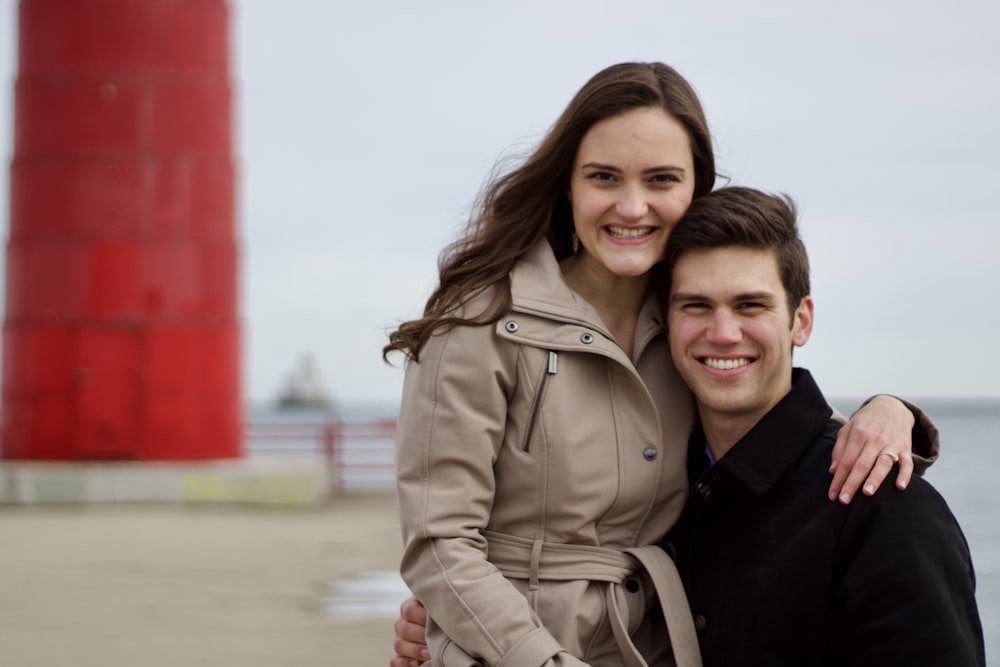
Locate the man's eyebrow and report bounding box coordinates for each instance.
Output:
[732,291,777,302]
[669,290,777,304]
[669,291,710,304]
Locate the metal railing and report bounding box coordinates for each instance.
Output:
[245,418,397,492]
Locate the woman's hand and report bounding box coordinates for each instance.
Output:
[828,394,915,504]
[390,595,430,667]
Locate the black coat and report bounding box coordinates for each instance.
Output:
[666,369,985,666]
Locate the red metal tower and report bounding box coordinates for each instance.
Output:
[1,0,241,460]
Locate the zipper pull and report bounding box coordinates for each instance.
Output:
[547,350,558,375]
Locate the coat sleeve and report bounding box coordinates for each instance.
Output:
[832,474,985,664]
[854,395,940,474]
[395,322,587,667]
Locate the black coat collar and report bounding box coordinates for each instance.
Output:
[691,368,835,495]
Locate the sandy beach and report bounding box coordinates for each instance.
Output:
[0,491,404,666]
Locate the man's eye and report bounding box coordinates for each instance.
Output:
[682,303,710,312]
[737,302,765,311]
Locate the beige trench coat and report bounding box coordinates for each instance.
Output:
[395,241,701,666]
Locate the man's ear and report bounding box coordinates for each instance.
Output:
[791,296,814,347]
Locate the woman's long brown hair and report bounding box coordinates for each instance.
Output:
[384,62,716,362]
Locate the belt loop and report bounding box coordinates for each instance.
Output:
[529,534,543,591]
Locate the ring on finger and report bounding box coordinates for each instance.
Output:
[879,450,899,463]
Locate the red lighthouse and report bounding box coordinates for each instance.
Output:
[1,0,241,460]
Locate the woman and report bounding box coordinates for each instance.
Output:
[384,62,932,667]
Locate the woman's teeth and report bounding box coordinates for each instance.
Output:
[606,226,653,239]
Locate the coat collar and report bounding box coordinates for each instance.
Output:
[705,368,834,495]
[507,240,664,358]
[510,240,602,325]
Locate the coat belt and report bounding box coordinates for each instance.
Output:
[483,530,702,667]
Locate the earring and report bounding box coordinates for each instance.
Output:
[571,232,580,253]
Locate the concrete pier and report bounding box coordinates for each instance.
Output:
[0,491,404,666]
[0,458,334,506]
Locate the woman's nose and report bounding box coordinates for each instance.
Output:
[615,185,648,220]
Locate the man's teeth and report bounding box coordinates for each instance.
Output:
[607,226,653,239]
[704,358,750,370]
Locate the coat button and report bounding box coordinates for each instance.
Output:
[580,333,594,344]
[693,614,706,631]
[642,446,657,461]
[505,321,519,333]
[624,578,640,593]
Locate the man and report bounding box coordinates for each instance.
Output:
[391,187,984,665]
[659,187,983,664]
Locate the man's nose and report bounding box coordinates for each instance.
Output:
[706,311,741,344]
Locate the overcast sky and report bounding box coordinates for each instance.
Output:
[1,0,998,405]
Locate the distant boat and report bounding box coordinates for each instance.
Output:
[277,355,333,410]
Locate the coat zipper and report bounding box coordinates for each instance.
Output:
[523,350,558,452]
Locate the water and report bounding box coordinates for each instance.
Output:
[255,398,1000,656]
[909,401,1000,659]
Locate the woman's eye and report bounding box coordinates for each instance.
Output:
[649,173,679,186]
[587,171,616,182]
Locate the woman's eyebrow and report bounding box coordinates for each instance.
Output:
[579,162,687,175]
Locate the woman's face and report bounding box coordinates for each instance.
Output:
[568,107,696,279]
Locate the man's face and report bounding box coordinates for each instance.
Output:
[666,246,813,427]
